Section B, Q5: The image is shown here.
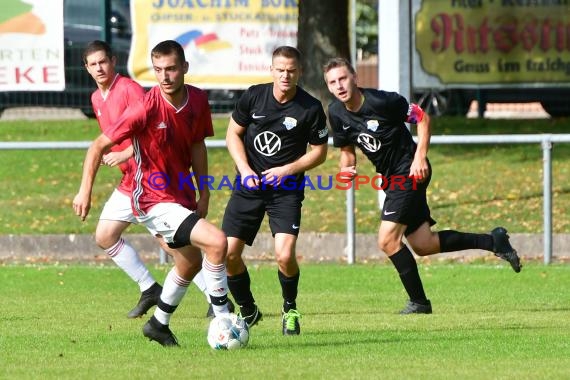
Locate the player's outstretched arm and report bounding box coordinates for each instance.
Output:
[73,134,114,221]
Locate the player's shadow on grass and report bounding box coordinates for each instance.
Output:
[523,306,570,312]
[291,329,480,348]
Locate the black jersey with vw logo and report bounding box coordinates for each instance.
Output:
[328,88,416,177]
[232,83,328,186]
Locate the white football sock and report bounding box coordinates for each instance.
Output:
[105,238,155,292]
[153,268,190,325]
[192,270,212,303]
[202,258,229,316]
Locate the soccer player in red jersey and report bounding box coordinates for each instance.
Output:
[74,40,230,346]
[83,40,231,320]
[323,58,521,315]
[83,40,161,318]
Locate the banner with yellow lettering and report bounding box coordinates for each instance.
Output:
[128,0,298,88]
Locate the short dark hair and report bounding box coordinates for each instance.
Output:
[272,45,302,65]
[322,57,355,75]
[82,40,113,64]
[151,40,186,65]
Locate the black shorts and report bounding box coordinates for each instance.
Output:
[222,187,304,246]
[381,161,436,236]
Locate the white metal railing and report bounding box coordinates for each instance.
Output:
[431,134,570,265]
[2,133,570,264]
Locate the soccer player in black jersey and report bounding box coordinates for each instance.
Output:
[222,46,328,334]
[323,57,521,314]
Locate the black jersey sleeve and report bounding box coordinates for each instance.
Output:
[327,103,351,148]
[231,85,255,126]
[308,103,329,145]
[385,91,411,124]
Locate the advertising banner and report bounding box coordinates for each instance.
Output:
[0,0,65,91]
[413,0,570,87]
[128,0,298,88]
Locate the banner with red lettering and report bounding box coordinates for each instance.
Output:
[413,0,570,87]
[128,0,298,88]
[0,0,65,91]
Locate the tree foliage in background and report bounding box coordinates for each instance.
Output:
[356,0,378,58]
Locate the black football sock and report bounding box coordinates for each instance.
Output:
[227,269,256,312]
[438,230,494,253]
[278,270,299,312]
[389,245,428,304]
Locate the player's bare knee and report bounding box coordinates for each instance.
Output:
[94,231,119,250]
[214,238,228,261]
[202,234,227,265]
[95,221,124,250]
[226,248,242,264]
[275,250,295,268]
[226,238,245,271]
[377,236,400,255]
[94,233,106,249]
[208,229,227,256]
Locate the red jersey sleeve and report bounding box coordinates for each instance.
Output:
[125,80,146,107]
[103,98,147,146]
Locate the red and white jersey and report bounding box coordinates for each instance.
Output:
[91,74,145,194]
[104,84,214,216]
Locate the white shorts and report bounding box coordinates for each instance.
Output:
[99,189,137,224]
[136,202,194,245]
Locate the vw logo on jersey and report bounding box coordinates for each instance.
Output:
[254,131,282,156]
[366,120,379,132]
[283,117,297,130]
[357,133,381,152]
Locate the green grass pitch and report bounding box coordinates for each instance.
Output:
[1,262,569,379]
